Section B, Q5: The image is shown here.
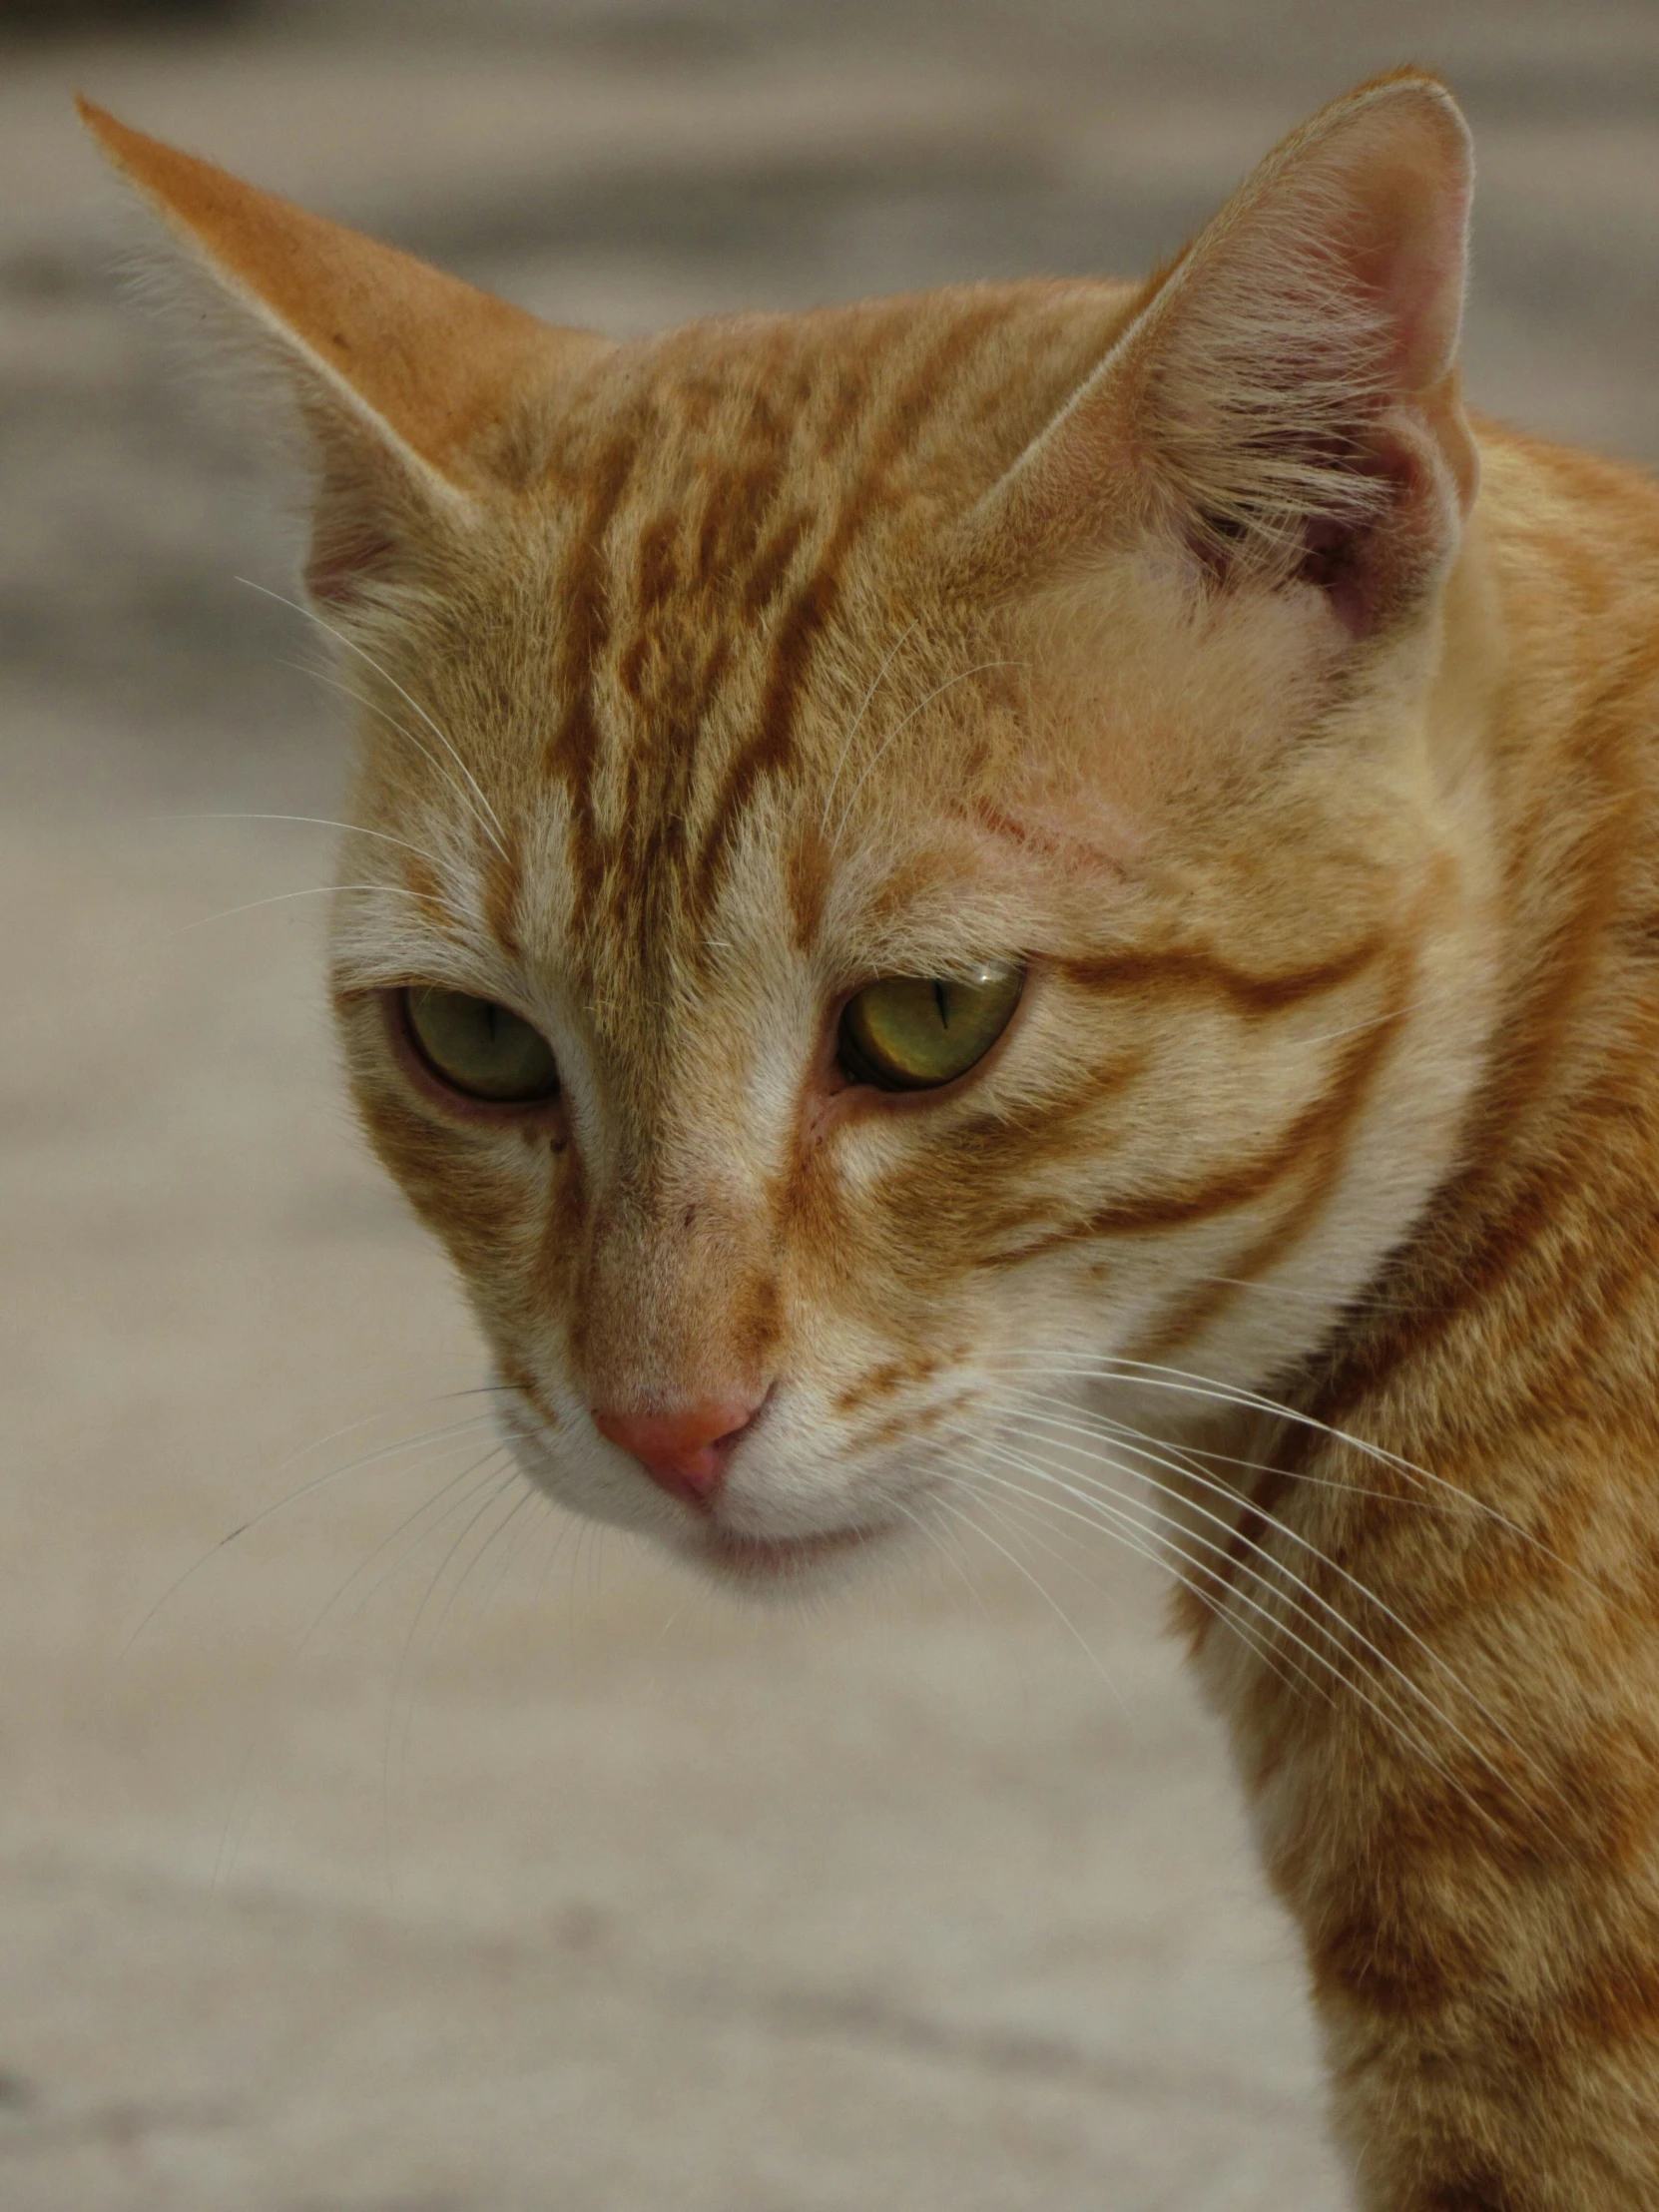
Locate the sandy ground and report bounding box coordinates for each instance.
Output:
[3,4,1656,2205]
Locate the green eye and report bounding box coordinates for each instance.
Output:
[837,961,1024,1091]
[402,986,560,1104]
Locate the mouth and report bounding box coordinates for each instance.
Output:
[693,1519,890,1583]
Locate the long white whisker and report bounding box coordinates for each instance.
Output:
[887,1494,1010,1642]
[329,1454,517,1641]
[256,1383,510,1489]
[534,1507,582,1603]
[1187,1272,1439,1316]
[386,1474,535,1864]
[949,1437,1331,1711]
[237,577,510,860]
[1296,988,1442,1046]
[160,811,446,869]
[955,1432,1464,1789]
[956,1465,1319,1711]
[276,657,504,854]
[211,1444,510,1896]
[362,1457,525,1895]
[1000,1348,1604,1609]
[983,1352,1554,1557]
[953,1423,1346,1699]
[1003,1395,1554,1809]
[385,1467,526,1783]
[955,1412,1472,1756]
[923,1469,1129,1712]
[820,616,919,829]
[470,1484,552,1633]
[123,1411,503,1652]
[181,882,433,931]
[832,660,1028,838]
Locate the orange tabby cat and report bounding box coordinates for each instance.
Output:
[84,73,1659,2208]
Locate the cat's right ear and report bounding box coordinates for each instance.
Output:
[77,101,611,611]
[961,72,1478,639]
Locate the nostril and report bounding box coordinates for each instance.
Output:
[592,1391,766,1508]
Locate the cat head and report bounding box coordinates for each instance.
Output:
[84,76,1496,1588]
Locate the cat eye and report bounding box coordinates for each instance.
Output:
[837,961,1024,1092]
[401,986,560,1104]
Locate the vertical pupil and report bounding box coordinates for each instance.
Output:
[934,980,950,1029]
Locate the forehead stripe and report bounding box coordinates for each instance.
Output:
[691,298,1027,925]
[545,424,643,923]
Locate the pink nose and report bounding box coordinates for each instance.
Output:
[592,1393,764,1508]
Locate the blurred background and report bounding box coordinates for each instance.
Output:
[2,3,1654,2206]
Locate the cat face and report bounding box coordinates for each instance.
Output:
[321,304,1489,1588]
[85,75,1496,1588]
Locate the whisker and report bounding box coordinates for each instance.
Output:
[820,616,920,830]
[1001,1394,1555,1809]
[955,1464,1318,1712]
[1000,1347,1615,1621]
[982,1352,1560,1561]
[888,1493,1007,1641]
[946,1422,1342,1710]
[1296,987,1444,1047]
[328,1454,518,1640]
[534,1507,582,1604]
[1186,1271,1442,1317]
[123,1409,504,1651]
[914,1457,1130,1712]
[261,1383,511,1486]
[384,1466,527,1785]
[832,660,1028,839]
[957,1412,1445,1722]
[469,1483,552,1631]
[237,577,510,861]
[211,1444,510,1896]
[954,1433,1463,1787]
[417,1477,536,1671]
[276,657,505,861]
[385,1473,535,1870]
[159,810,445,870]
[180,882,433,931]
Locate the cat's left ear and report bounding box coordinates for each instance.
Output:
[967,71,1478,635]
[78,101,610,610]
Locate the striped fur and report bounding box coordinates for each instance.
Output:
[88,74,1659,2208]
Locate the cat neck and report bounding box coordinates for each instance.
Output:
[1300,424,1659,1444]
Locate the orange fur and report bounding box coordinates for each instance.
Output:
[86,74,1659,2206]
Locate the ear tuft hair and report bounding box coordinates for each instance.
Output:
[970,73,1477,633]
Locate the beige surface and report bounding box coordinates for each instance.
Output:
[4,5,1656,2205]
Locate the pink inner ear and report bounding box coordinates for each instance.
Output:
[961,80,1473,604]
[1335,129,1470,394]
